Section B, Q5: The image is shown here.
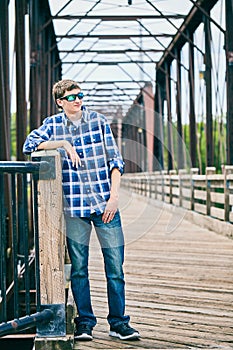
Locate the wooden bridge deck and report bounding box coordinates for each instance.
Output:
[72,189,233,349]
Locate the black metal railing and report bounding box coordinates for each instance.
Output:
[0,161,52,336]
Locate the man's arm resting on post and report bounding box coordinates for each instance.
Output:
[37,140,81,168]
[102,168,121,224]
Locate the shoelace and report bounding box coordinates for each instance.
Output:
[121,323,130,329]
[117,323,132,332]
[79,324,91,332]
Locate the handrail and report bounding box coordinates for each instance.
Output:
[0,161,50,174]
[0,309,53,337]
[121,166,233,228]
[0,153,67,343]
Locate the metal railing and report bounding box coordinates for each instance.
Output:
[0,161,53,336]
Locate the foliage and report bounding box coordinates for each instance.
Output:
[162,117,226,174]
[11,112,16,160]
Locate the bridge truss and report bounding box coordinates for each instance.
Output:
[0,0,232,173]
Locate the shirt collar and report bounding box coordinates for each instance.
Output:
[62,105,89,127]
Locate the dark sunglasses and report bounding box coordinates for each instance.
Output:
[60,92,84,102]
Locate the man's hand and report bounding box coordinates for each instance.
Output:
[37,140,81,168]
[62,141,81,168]
[102,168,121,223]
[102,196,118,223]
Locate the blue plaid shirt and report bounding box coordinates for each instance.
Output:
[23,107,124,217]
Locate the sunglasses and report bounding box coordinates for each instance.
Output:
[59,92,84,102]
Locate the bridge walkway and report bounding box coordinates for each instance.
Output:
[71,189,233,349]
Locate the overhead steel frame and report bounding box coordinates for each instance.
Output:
[0,1,61,161]
[2,0,232,171]
[121,83,154,173]
[50,9,184,117]
[0,0,10,161]
[153,0,229,171]
[28,0,61,133]
[0,1,61,253]
[225,0,233,165]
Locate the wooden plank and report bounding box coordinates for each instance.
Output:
[194,202,206,214]
[210,206,225,220]
[33,150,66,305]
[210,191,224,204]
[229,193,233,205]
[35,336,73,350]
[32,151,67,350]
[194,189,206,200]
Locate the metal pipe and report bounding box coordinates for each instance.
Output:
[11,174,19,319]
[22,172,30,315]
[0,161,51,174]
[0,173,7,322]
[0,309,54,337]
[32,178,41,311]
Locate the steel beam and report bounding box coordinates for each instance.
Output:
[204,11,213,167]
[0,0,10,161]
[57,33,172,39]
[165,62,173,171]
[15,0,27,161]
[157,0,219,69]
[79,80,151,84]
[59,49,163,54]
[29,0,41,131]
[153,69,165,171]
[39,0,61,120]
[225,0,233,164]
[63,61,156,65]
[176,49,184,169]
[52,15,185,21]
[188,31,197,168]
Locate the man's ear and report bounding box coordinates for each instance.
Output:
[56,99,63,109]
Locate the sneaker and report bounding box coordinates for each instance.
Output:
[74,323,93,341]
[109,323,140,340]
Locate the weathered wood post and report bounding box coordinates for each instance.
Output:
[190,168,199,211]
[222,165,233,222]
[178,169,187,208]
[206,167,216,217]
[31,150,72,350]
[154,171,160,200]
[169,170,176,204]
[161,170,167,202]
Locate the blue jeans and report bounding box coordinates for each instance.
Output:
[66,211,130,328]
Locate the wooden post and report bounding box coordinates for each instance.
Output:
[169,170,176,204]
[154,172,160,200]
[161,170,167,202]
[31,150,72,349]
[206,167,216,216]
[178,169,187,207]
[223,165,233,221]
[225,0,233,164]
[190,168,199,211]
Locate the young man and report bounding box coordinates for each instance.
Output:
[23,79,140,341]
